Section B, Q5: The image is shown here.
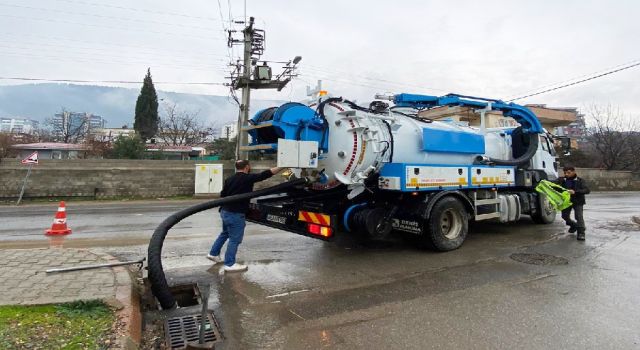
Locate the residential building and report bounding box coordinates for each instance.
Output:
[0,117,39,134]
[94,127,136,142]
[88,114,106,129]
[145,144,200,160]
[418,104,577,132]
[553,109,588,145]
[11,142,88,159]
[52,112,107,141]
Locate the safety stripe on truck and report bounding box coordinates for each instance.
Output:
[298,211,331,226]
[471,177,514,185]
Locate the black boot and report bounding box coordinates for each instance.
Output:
[568,225,577,233]
[577,230,585,241]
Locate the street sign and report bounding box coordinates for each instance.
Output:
[17,151,37,205]
[21,151,38,165]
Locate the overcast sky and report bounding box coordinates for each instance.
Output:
[1,0,639,124]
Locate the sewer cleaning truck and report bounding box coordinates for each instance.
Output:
[148,91,562,308]
[241,92,560,251]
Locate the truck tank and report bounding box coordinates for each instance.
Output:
[246,94,537,192]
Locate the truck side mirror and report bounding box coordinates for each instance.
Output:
[559,137,571,156]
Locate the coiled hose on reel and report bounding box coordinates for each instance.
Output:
[475,131,540,166]
[147,178,307,310]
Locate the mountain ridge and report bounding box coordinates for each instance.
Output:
[0,83,284,129]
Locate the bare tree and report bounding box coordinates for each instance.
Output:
[0,133,17,158]
[157,103,216,146]
[628,131,640,172]
[586,104,639,170]
[84,135,111,158]
[45,107,89,143]
[0,132,39,158]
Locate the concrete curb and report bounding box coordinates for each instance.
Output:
[95,252,143,350]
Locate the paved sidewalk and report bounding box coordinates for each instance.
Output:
[0,248,125,305]
[0,247,143,348]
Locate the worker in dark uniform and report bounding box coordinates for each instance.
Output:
[208,160,282,272]
[556,166,590,240]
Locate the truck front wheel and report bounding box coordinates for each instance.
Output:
[423,197,469,251]
[531,194,556,224]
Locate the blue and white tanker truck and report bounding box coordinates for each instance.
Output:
[241,92,559,251]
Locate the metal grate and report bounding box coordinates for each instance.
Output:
[165,311,222,349]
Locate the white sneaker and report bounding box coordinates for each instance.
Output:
[206,254,223,264]
[223,263,248,272]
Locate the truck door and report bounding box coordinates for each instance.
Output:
[530,134,558,179]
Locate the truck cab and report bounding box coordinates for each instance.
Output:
[531,132,558,179]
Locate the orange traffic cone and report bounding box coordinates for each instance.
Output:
[45,201,72,235]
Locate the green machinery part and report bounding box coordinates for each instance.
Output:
[535,180,572,211]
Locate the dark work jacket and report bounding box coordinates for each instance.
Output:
[219,170,274,213]
[555,176,590,206]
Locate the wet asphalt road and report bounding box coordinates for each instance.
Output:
[1,193,639,349]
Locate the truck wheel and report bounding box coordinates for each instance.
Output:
[423,197,469,251]
[531,194,556,224]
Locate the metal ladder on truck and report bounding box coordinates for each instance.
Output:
[473,191,501,221]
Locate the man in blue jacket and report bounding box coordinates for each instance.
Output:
[556,166,591,241]
[207,160,282,272]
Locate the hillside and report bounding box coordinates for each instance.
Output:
[0,83,284,128]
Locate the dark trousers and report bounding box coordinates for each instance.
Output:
[561,204,585,233]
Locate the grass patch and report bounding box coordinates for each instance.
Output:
[0,300,115,350]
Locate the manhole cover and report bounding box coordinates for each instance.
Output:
[510,253,568,265]
[165,311,222,349]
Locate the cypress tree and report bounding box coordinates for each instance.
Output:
[134,68,159,141]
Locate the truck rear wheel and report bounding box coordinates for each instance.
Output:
[531,194,556,224]
[423,197,469,251]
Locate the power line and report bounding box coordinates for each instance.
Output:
[299,73,407,93]
[0,50,229,72]
[299,69,449,95]
[216,0,235,61]
[303,65,448,93]
[49,0,223,22]
[0,42,229,68]
[0,3,218,31]
[0,36,227,63]
[0,77,226,86]
[0,51,230,73]
[227,0,234,28]
[0,32,222,57]
[505,58,640,101]
[0,14,223,41]
[216,0,240,105]
[508,60,640,102]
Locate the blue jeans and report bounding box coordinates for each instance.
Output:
[209,210,246,266]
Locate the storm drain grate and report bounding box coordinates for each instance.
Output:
[165,311,222,349]
[510,253,569,266]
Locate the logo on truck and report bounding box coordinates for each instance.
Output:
[267,214,287,224]
[391,218,421,234]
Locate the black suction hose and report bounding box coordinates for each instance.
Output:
[148,178,307,309]
[481,133,540,166]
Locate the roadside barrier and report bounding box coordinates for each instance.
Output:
[45,201,72,235]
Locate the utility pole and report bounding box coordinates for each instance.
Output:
[227,16,301,160]
[234,17,254,160]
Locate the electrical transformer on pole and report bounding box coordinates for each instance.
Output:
[227,16,301,160]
